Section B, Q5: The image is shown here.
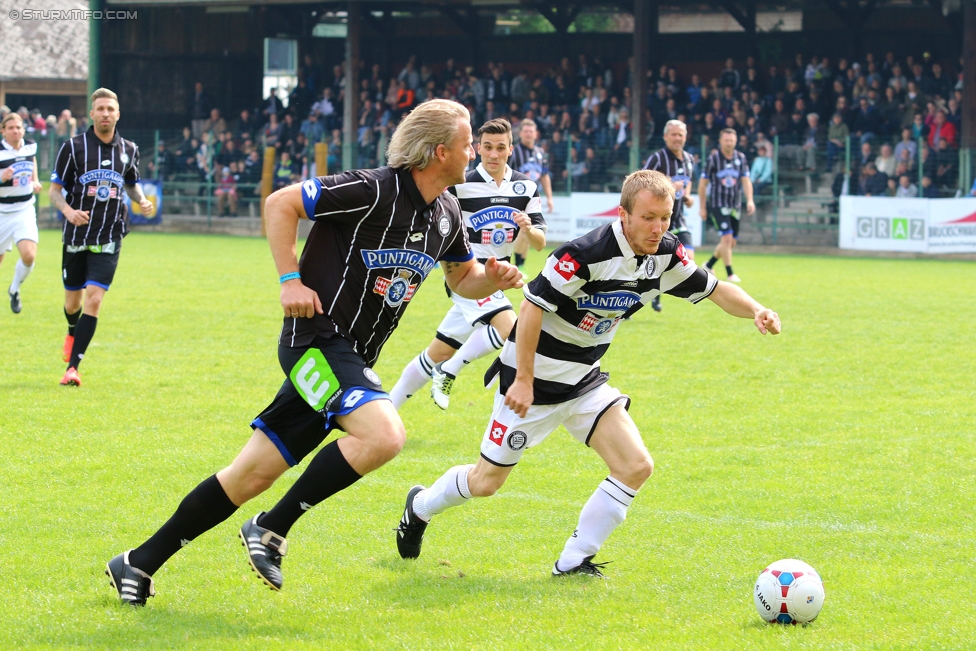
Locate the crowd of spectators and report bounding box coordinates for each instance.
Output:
[145,46,972,214]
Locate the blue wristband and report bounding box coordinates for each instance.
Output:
[279,272,302,284]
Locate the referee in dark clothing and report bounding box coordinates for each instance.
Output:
[105,99,525,606]
[48,88,153,387]
[642,119,697,311]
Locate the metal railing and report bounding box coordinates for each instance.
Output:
[28,121,972,240]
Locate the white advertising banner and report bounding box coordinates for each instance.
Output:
[927,199,976,253]
[546,193,703,248]
[840,196,976,254]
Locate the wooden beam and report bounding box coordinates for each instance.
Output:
[342,0,360,172]
[440,6,478,36]
[962,0,976,148]
[631,0,651,171]
[564,3,584,28]
[715,0,749,31]
[360,11,390,39]
[536,2,581,33]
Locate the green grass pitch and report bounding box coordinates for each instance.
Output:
[1,230,974,650]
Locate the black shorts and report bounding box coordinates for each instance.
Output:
[62,241,122,291]
[251,335,389,466]
[670,229,694,249]
[707,208,740,239]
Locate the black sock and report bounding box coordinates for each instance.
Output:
[65,308,81,336]
[258,441,361,537]
[69,314,97,369]
[128,475,239,576]
[725,265,734,277]
[514,253,525,267]
[706,256,718,269]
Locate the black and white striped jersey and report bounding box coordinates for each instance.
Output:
[283,166,473,366]
[510,141,549,183]
[448,163,546,264]
[52,126,140,245]
[486,220,717,404]
[702,149,750,209]
[643,147,695,232]
[0,138,37,212]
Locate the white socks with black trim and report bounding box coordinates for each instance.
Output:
[556,477,637,571]
[9,260,33,294]
[441,325,504,377]
[389,350,435,409]
[412,464,475,522]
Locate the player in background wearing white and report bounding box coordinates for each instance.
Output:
[390,118,545,410]
[698,128,755,283]
[395,170,781,577]
[0,113,42,313]
[642,119,696,313]
[509,119,553,269]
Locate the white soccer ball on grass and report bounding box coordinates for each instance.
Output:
[753,558,825,624]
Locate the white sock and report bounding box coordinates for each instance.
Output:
[412,464,474,522]
[389,350,435,409]
[556,477,637,571]
[9,260,33,294]
[441,325,504,376]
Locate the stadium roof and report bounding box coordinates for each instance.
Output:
[0,0,89,82]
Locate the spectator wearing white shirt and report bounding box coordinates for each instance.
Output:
[875,144,897,177]
[895,175,917,198]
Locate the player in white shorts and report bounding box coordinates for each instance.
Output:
[0,112,42,314]
[395,170,781,577]
[389,118,546,410]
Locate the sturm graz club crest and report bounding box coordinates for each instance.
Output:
[507,430,527,451]
[438,215,451,236]
[363,367,381,385]
[92,181,114,202]
[384,273,410,307]
[491,227,508,247]
[373,269,417,308]
[591,318,618,337]
[643,256,656,278]
[512,181,526,195]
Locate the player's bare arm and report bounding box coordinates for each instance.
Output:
[265,183,323,319]
[504,299,542,417]
[48,182,89,225]
[31,161,42,194]
[742,177,756,215]
[513,211,546,251]
[123,182,154,216]
[441,256,524,299]
[698,178,709,219]
[540,174,554,213]
[707,281,781,335]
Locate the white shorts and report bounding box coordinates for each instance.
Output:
[0,204,38,253]
[435,289,514,348]
[480,383,631,467]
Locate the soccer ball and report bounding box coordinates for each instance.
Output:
[753,559,825,624]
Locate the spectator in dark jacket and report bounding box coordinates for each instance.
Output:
[852,97,880,145]
[859,162,888,196]
[190,82,209,139]
[719,58,741,92]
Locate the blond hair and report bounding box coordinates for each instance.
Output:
[620,169,675,214]
[386,99,470,170]
[0,112,24,130]
[90,88,119,108]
